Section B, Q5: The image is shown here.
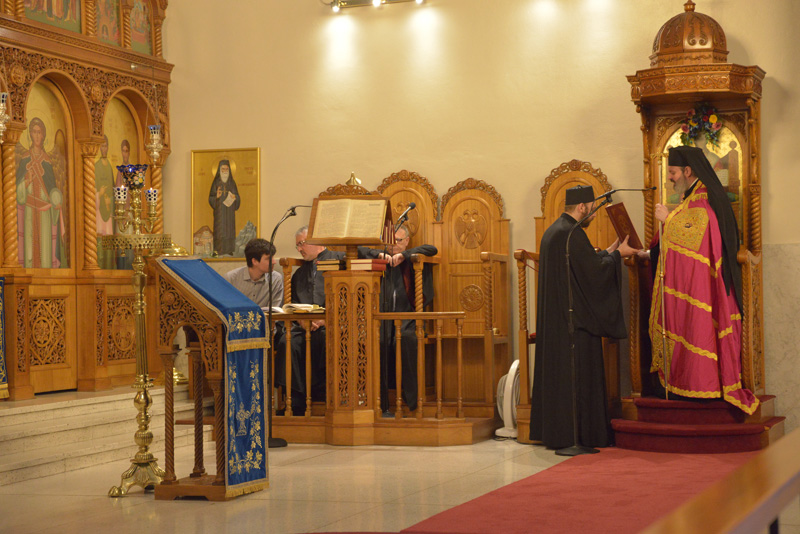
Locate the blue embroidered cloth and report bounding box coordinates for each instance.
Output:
[0,277,7,399]
[159,258,268,497]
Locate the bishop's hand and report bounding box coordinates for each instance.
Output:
[655,203,670,223]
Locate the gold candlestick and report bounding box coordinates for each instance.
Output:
[106,165,172,497]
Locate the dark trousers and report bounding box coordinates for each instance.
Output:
[274,325,327,410]
[380,319,418,413]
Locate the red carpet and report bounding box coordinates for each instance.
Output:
[402,447,756,534]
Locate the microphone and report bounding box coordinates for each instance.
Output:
[286,204,312,215]
[396,202,416,224]
[593,186,656,201]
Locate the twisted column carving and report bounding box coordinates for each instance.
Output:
[159,348,177,484]
[638,106,656,244]
[153,17,164,58]
[2,127,23,268]
[749,185,761,253]
[14,0,23,19]
[483,260,493,330]
[3,0,14,16]
[149,163,164,234]
[414,262,423,312]
[121,4,133,49]
[190,346,206,477]
[85,0,98,37]
[210,379,225,485]
[81,141,100,270]
[517,256,527,327]
[747,98,762,253]
[0,146,3,267]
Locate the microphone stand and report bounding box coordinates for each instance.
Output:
[380,215,408,416]
[555,195,613,457]
[265,206,300,449]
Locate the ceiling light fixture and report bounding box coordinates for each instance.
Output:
[325,0,424,12]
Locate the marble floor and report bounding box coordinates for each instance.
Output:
[3,437,800,534]
[0,437,567,534]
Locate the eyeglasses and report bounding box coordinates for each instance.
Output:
[295,240,307,249]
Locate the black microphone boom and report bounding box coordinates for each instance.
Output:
[394,202,417,231]
[593,186,657,202]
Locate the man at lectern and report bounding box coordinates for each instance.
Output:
[530,185,636,449]
[646,145,758,415]
[360,225,437,417]
[274,226,344,415]
[224,238,283,309]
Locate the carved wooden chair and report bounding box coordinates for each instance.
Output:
[440,178,510,418]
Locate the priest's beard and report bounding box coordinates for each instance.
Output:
[220,171,230,183]
[580,219,593,228]
[672,175,692,199]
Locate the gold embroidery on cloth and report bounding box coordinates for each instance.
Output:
[227,360,264,475]
[664,285,712,313]
[665,207,708,252]
[227,311,262,334]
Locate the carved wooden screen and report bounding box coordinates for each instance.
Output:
[0,1,173,399]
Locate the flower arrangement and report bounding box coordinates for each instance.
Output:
[680,103,722,147]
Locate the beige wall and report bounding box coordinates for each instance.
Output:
[162,0,800,424]
[162,0,799,253]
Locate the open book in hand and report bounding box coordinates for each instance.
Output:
[263,303,324,314]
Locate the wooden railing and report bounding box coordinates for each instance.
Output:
[269,310,466,420]
[643,429,799,534]
[513,249,538,411]
[374,311,466,420]
[269,313,318,418]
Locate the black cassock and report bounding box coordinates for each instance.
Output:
[207,174,241,256]
[529,213,626,449]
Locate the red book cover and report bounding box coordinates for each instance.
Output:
[605,202,643,250]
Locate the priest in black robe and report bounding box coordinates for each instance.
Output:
[207,159,241,256]
[530,185,637,449]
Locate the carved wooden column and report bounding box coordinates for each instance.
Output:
[13,0,23,19]
[149,159,164,234]
[324,270,382,445]
[85,0,98,38]
[153,16,165,58]
[80,140,101,270]
[2,126,23,268]
[0,145,3,266]
[121,1,133,49]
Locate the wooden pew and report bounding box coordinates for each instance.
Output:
[643,429,797,534]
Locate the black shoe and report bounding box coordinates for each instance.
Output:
[381,410,393,418]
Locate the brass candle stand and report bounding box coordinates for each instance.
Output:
[105,164,172,497]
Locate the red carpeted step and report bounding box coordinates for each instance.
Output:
[611,417,784,454]
[633,397,746,425]
[632,395,776,425]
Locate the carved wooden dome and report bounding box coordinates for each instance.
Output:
[650,0,728,67]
